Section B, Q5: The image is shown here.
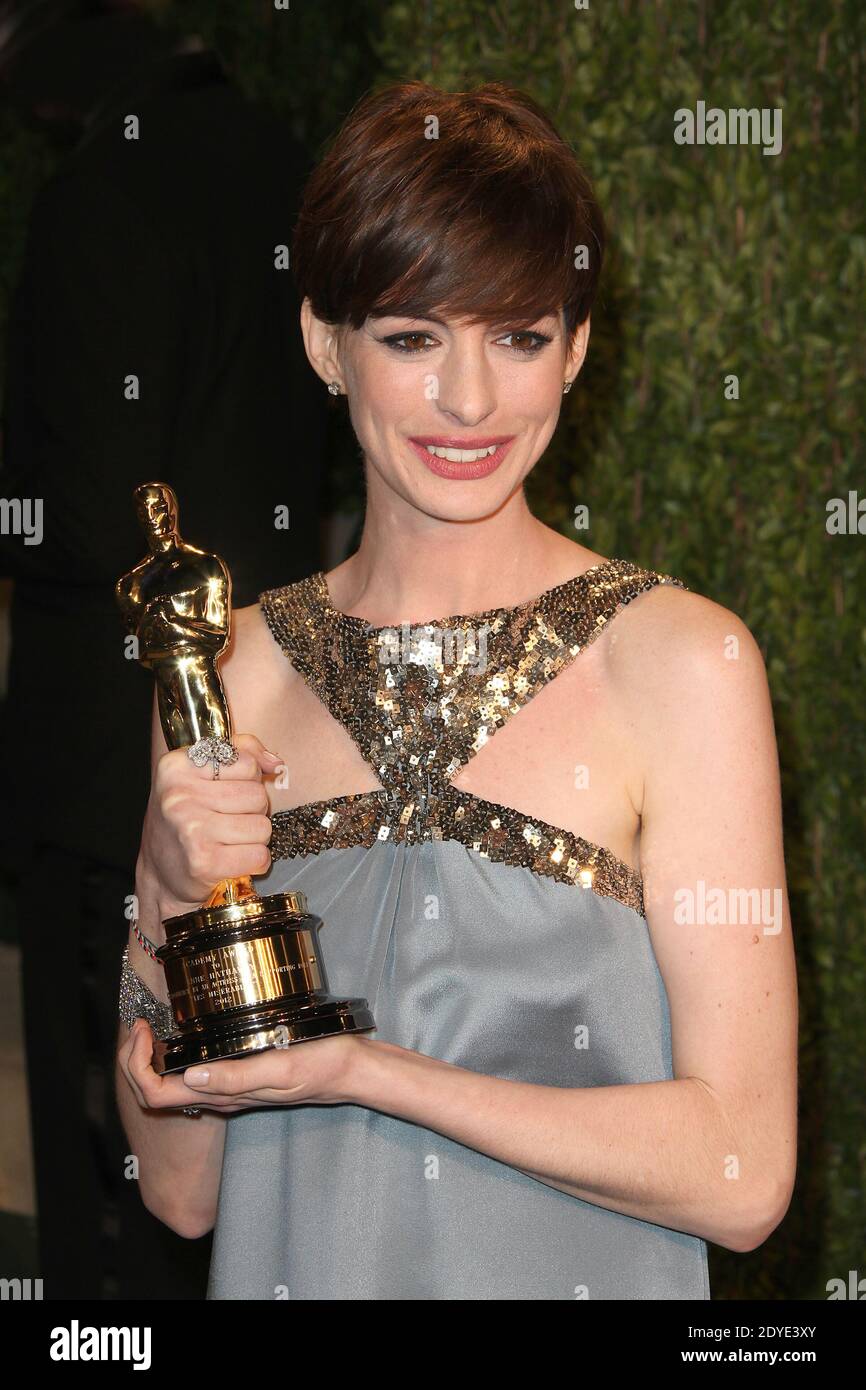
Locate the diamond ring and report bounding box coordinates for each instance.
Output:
[187,736,238,779]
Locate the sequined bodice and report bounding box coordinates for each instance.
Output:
[258,557,687,919]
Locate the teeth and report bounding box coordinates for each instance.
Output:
[423,444,498,462]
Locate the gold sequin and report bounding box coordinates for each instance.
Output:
[259,558,688,918]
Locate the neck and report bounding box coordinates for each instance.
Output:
[148,533,176,555]
[328,481,593,624]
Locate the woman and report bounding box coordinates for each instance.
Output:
[117,80,797,1300]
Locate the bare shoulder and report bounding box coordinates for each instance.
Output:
[605,574,775,790]
[217,600,295,731]
[609,575,766,677]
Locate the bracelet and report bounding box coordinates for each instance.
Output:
[130,917,161,959]
[119,949,202,1116]
[118,944,175,1041]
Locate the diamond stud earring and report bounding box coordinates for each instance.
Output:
[327,381,342,396]
[562,379,573,395]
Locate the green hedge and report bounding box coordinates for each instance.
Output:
[394,0,866,1303]
[374,0,865,1303]
[1,0,862,1300]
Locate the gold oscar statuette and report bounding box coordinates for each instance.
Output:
[116,481,375,1074]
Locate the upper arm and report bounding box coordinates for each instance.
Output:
[615,586,798,1219]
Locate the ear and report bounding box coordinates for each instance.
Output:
[564,314,591,384]
[299,298,344,388]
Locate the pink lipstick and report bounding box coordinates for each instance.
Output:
[407,435,516,480]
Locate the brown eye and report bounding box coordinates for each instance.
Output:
[383,333,435,353]
[498,330,551,356]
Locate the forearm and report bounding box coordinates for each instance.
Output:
[349,1039,770,1252]
[115,862,225,1238]
[115,1020,226,1239]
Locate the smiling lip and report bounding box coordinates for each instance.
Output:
[408,435,516,479]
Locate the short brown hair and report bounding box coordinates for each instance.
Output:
[292,80,605,340]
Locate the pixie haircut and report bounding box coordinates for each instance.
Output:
[292,80,605,342]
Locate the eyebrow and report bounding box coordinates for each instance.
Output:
[370,312,449,327]
[370,311,559,330]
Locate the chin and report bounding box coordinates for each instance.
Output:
[401,473,523,523]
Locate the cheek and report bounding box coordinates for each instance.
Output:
[351,356,424,435]
[502,359,565,429]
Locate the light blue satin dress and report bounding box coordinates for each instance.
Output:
[206,558,710,1300]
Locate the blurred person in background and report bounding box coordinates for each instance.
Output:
[0,0,326,1298]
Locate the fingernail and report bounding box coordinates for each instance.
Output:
[262,749,282,764]
[185,1068,210,1086]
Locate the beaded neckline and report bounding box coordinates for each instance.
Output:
[312,558,622,634]
[259,556,689,917]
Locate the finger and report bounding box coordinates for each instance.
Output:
[188,746,262,783]
[118,1022,148,1108]
[201,810,273,847]
[188,733,283,785]
[126,1021,169,1107]
[198,779,273,814]
[127,1024,209,1109]
[125,1021,187,1110]
[124,1024,246,1111]
[234,732,284,776]
[184,840,272,884]
[183,1051,298,1099]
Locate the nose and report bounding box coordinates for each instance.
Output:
[434,334,498,426]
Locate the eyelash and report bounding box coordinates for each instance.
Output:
[380,330,553,357]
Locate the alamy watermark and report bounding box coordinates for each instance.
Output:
[49,1320,151,1369]
[375,621,492,675]
[0,1276,43,1299]
[674,101,782,156]
[0,497,42,545]
[674,879,784,934]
